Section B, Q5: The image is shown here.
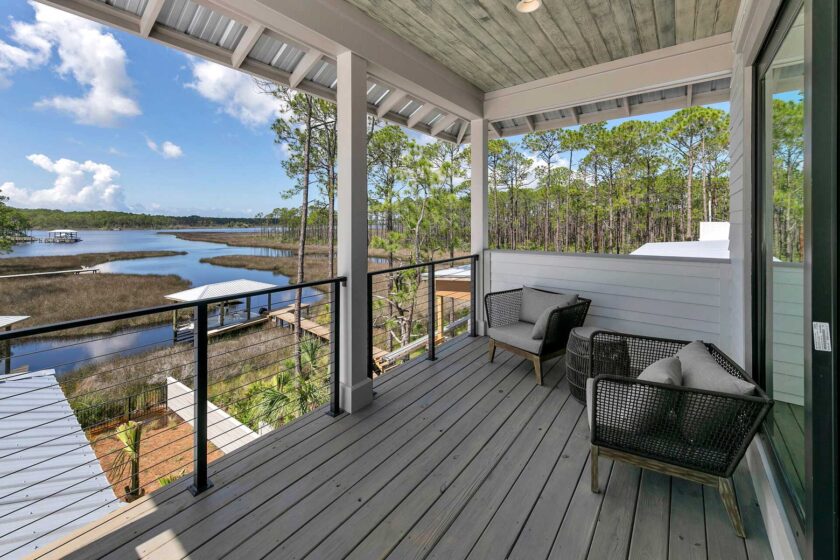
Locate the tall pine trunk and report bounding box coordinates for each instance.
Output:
[295,97,313,378]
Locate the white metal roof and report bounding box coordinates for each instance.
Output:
[0,370,119,559]
[434,265,471,279]
[48,230,77,234]
[0,316,29,329]
[165,279,277,302]
[631,240,730,259]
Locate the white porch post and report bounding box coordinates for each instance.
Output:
[336,50,373,412]
[470,118,489,335]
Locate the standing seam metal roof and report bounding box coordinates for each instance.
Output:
[0,370,119,559]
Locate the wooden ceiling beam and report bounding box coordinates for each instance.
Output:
[376,89,408,118]
[231,24,265,68]
[407,105,437,129]
[456,121,468,144]
[430,113,458,137]
[525,115,536,132]
[290,48,326,89]
[140,0,165,37]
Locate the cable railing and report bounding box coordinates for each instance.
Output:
[0,276,344,558]
[367,254,478,377]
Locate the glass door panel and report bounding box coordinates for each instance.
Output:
[760,5,805,517]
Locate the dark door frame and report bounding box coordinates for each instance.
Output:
[805,0,839,558]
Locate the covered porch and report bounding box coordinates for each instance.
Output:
[29,336,772,560]
[7,0,836,558]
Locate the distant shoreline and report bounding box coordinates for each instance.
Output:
[13,207,260,231]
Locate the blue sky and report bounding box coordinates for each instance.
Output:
[0,0,291,217]
[0,1,729,218]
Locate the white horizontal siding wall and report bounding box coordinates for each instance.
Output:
[487,250,732,349]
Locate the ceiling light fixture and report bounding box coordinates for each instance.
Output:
[516,0,541,13]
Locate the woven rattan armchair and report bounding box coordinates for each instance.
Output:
[587,331,773,538]
[485,288,590,385]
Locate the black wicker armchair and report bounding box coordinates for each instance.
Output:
[485,287,590,385]
[587,331,773,538]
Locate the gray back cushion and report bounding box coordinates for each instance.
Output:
[677,341,754,395]
[519,287,578,324]
[676,341,755,444]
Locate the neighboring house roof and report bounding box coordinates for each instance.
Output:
[165,279,277,303]
[631,221,731,259]
[631,239,730,259]
[0,316,29,329]
[0,370,119,559]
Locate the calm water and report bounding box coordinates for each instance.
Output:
[2,229,333,374]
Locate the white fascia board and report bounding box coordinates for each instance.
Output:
[209,0,484,120]
[484,34,734,122]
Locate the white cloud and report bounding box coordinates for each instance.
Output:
[2,154,127,210]
[146,138,184,159]
[0,2,140,126]
[186,59,284,127]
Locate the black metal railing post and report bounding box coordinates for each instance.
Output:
[427,263,436,361]
[189,302,212,495]
[470,255,478,337]
[327,279,343,417]
[367,273,374,378]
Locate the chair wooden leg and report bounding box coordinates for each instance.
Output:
[591,445,600,493]
[718,477,746,538]
[488,339,496,362]
[532,356,543,385]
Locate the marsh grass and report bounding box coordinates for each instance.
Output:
[0,274,190,334]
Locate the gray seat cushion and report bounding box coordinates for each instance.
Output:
[488,321,543,354]
[519,287,578,324]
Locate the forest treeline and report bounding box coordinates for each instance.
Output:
[260,96,803,262]
[256,101,734,259]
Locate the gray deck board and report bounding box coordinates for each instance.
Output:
[668,477,707,560]
[31,336,774,560]
[628,470,671,560]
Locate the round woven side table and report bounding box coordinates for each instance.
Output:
[566,326,611,404]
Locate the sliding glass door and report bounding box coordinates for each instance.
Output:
[755,0,839,557]
[757,1,806,521]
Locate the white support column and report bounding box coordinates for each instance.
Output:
[470,118,489,335]
[337,51,373,412]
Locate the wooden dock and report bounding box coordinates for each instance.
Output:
[268,304,391,364]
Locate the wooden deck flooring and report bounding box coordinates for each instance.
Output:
[31,336,772,560]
